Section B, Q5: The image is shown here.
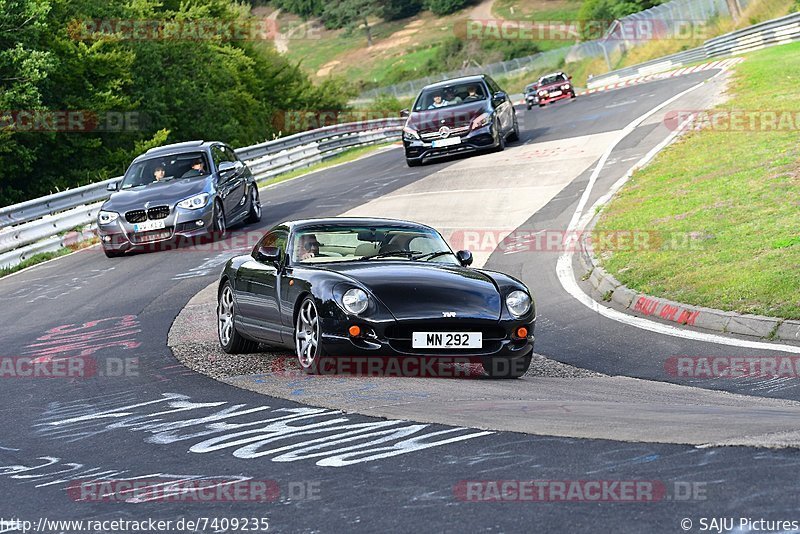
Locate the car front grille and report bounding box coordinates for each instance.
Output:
[147,206,170,220]
[125,210,147,223]
[125,206,170,223]
[420,125,471,140]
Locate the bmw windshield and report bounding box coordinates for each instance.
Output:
[120,152,211,189]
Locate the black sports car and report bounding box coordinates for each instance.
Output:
[217,218,535,378]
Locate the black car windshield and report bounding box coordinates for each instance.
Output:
[539,73,568,86]
[413,82,487,111]
[291,225,458,265]
[120,152,211,189]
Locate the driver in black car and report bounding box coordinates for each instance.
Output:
[296,233,322,260]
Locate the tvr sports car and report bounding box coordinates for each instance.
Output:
[217,218,535,378]
[97,140,261,257]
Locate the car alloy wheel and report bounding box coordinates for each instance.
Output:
[296,298,320,369]
[213,201,226,240]
[218,285,235,347]
[246,187,261,223]
[217,282,259,354]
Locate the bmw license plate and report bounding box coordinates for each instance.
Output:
[132,220,166,233]
[549,90,562,97]
[412,332,482,349]
[431,137,461,148]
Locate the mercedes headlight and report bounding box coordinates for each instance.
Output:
[177,193,209,210]
[342,288,369,315]
[506,290,532,317]
[471,113,491,129]
[402,126,420,140]
[98,210,119,225]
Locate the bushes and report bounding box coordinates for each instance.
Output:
[0,0,353,206]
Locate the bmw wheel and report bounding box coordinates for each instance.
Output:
[212,200,227,241]
[295,297,331,374]
[218,282,259,354]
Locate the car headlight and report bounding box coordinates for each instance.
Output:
[402,126,420,140]
[177,193,209,210]
[561,84,571,90]
[538,89,548,96]
[98,210,119,225]
[342,288,369,315]
[506,290,532,317]
[471,113,491,129]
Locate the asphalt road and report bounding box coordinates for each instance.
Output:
[2,69,800,533]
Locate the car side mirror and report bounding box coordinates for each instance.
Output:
[456,250,473,267]
[568,75,573,80]
[400,108,410,118]
[218,160,242,179]
[254,245,282,265]
[492,91,507,105]
[106,181,118,192]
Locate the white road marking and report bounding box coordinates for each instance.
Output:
[556,68,800,354]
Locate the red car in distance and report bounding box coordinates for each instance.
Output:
[536,72,576,107]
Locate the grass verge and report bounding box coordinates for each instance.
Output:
[593,41,800,320]
[0,237,99,278]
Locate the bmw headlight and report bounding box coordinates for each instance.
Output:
[342,288,369,315]
[561,84,571,90]
[177,193,209,210]
[98,210,119,225]
[506,290,532,317]
[402,126,420,140]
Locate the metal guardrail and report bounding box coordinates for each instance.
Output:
[0,118,403,269]
[587,12,800,88]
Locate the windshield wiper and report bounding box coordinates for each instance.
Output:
[410,251,453,261]
[359,250,424,261]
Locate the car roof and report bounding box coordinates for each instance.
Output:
[539,72,566,80]
[133,140,221,163]
[421,75,487,91]
[278,217,437,232]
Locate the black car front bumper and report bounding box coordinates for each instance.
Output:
[403,124,499,164]
[319,316,534,361]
